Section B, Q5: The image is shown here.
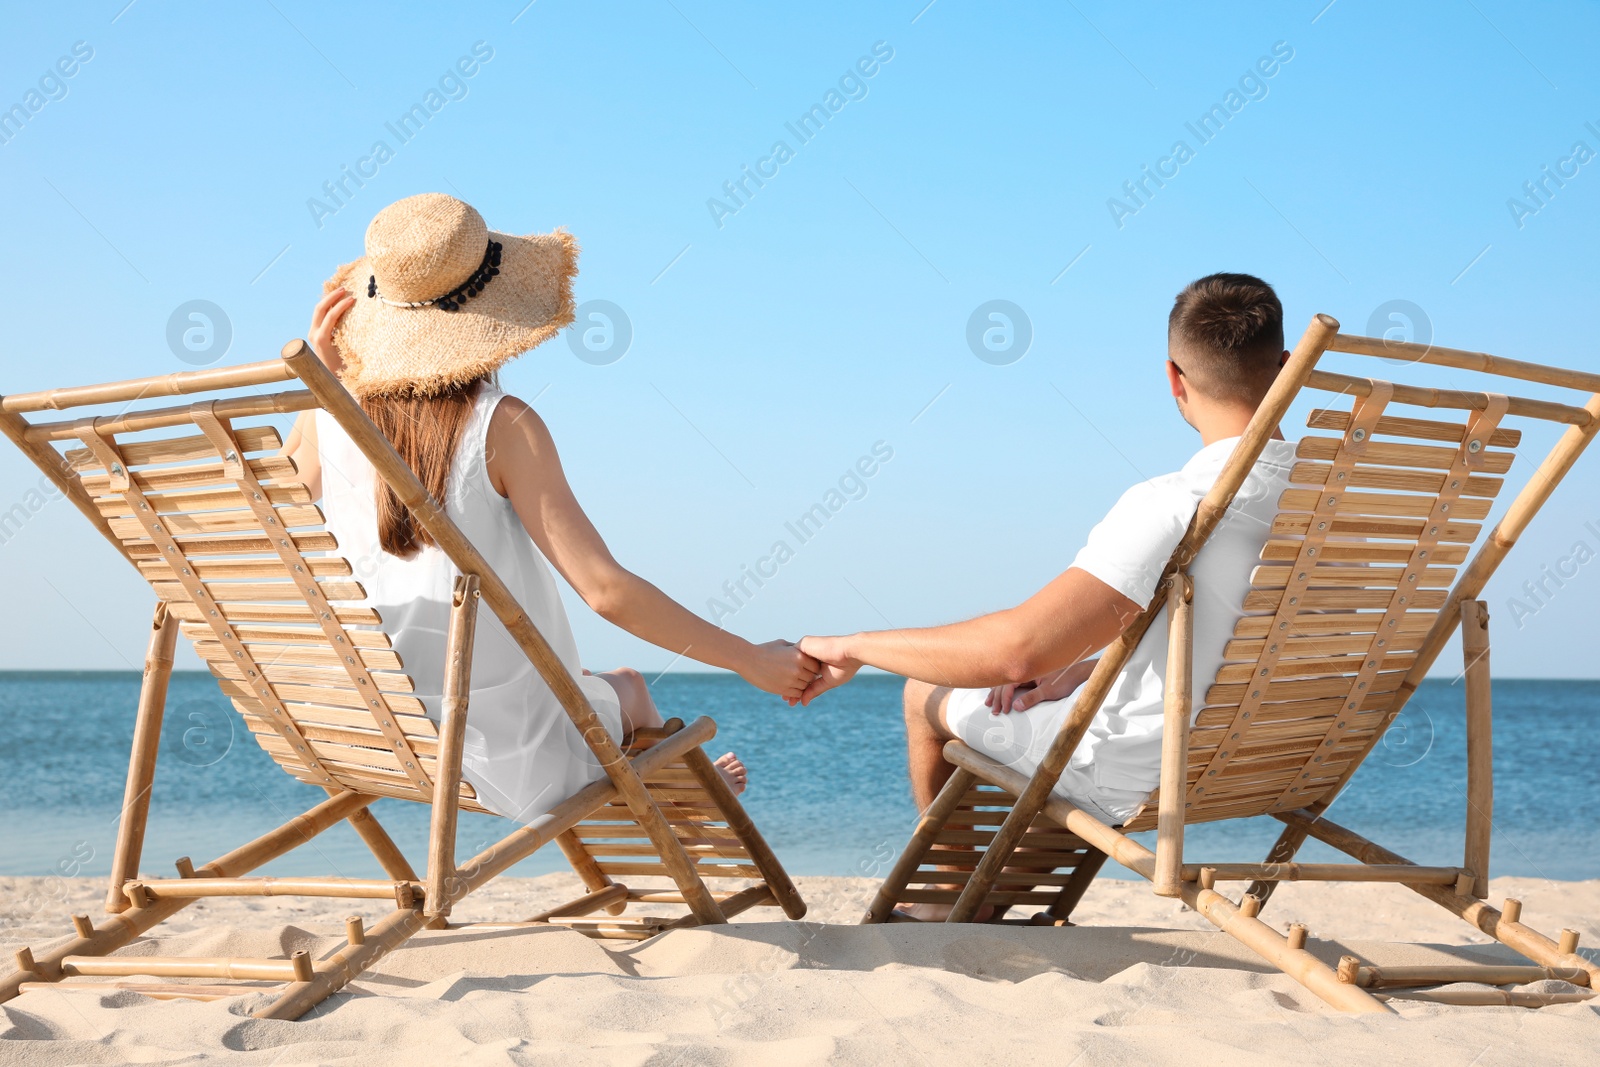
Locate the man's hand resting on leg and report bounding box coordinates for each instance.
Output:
[983,658,1098,716]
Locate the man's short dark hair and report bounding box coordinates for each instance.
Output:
[1167,273,1285,403]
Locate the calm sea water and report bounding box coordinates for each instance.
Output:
[1,672,1595,887]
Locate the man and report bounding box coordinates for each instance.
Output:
[798,273,1298,918]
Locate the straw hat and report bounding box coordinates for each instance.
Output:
[323,193,578,398]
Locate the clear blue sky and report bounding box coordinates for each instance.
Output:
[1,1,1597,677]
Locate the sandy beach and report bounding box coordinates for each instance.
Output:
[2,873,1595,1065]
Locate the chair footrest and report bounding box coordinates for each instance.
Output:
[1340,961,1592,989]
[1375,988,1595,1008]
[62,952,313,982]
[22,979,279,1002]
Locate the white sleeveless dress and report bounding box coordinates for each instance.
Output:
[315,388,624,826]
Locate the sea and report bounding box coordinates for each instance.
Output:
[2,672,1595,889]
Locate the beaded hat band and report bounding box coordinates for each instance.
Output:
[323,193,578,398]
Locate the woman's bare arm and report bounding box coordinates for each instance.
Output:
[485,395,816,699]
[281,410,321,499]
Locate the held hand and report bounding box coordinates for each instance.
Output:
[309,287,356,375]
[796,635,862,706]
[739,639,820,704]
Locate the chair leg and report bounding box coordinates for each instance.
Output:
[425,576,479,923]
[862,767,975,924]
[556,831,626,916]
[1244,821,1315,907]
[105,603,179,914]
[1039,845,1110,923]
[344,807,419,884]
[1460,599,1493,899]
[682,746,807,919]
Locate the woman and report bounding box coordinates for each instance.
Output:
[283,193,816,825]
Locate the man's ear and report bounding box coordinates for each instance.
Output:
[1166,359,1185,400]
[1279,349,1290,367]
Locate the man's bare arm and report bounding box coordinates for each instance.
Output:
[798,567,1140,702]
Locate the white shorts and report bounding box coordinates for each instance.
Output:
[944,687,1150,826]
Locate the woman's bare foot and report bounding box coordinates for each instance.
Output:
[714,752,748,796]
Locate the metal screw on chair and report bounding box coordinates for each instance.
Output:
[1351,428,1367,442]
[1467,440,1483,453]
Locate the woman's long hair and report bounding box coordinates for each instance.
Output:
[358,376,488,557]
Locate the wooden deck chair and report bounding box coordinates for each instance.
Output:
[0,341,805,1019]
[864,314,1600,1013]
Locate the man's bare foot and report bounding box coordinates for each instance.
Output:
[896,900,996,922]
[714,752,748,796]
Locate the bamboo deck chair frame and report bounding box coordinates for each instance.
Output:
[863,314,1600,1013]
[0,340,805,1020]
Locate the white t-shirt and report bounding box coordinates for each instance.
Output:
[1065,436,1296,792]
[946,436,1296,822]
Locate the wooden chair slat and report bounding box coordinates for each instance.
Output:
[79,456,299,496]
[63,425,281,470]
[234,698,437,736]
[1296,435,1515,473]
[95,483,312,517]
[144,557,353,581]
[1277,487,1493,520]
[1195,692,1393,727]
[155,579,367,603]
[1214,652,1416,685]
[1248,563,1456,591]
[170,601,381,625]
[127,531,340,557]
[209,658,414,693]
[1307,408,1522,448]
[108,505,325,539]
[183,621,391,649]
[1269,512,1482,543]
[1231,610,1435,639]
[1204,671,1405,707]
[199,640,401,670]
[1258,540,1469,565]
[1289,461,1503,497]
[243,716,439,756]
[1241,586,1449,612]
[253,731,438,777]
